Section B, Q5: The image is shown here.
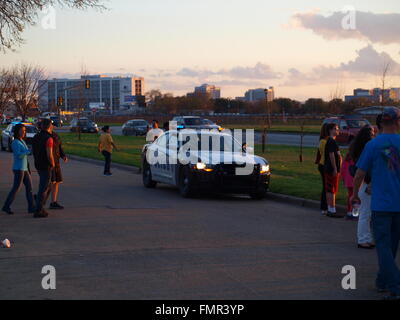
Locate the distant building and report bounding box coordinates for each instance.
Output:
[187,84,221,99]
[243,87,275,102]
[39,75,145,113]
[345,87,399,104]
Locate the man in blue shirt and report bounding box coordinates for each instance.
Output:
[352,107,400,300]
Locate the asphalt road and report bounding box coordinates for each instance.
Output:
[56,126,320,147]
[0,151,388,300]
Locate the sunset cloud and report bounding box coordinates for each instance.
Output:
[292,10,400,44]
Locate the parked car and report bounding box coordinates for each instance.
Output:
[49,116,63,127]
[142,130,270,199]
[323,116,372,144]
[172,116,222,131]
[122,119,149,136]
[1,122,39,152]
[70,118,99,133]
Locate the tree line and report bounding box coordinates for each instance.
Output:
[146,90,400,116]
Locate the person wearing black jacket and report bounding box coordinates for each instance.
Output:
[49,132,68,209]
[32,119,55,218]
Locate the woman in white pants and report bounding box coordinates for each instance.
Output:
[357,183,374,248]
[349,125,376,249]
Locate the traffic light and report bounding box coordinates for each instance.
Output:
[57,96,63,107]
[85,80,90,89]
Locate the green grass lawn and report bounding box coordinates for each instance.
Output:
[59,132,347,205]
[59,133,145,168]
[255,145,346,205]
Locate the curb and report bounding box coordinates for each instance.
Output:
[67,155,141,174]
[267,192,346,214]
[68,155,346,214]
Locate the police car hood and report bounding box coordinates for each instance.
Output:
[184,151,268,166]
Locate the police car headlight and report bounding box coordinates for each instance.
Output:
[196,162,207,170]
[260,164,270,174]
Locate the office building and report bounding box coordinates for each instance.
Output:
[38,75,145,112]
[188,84,221,99]
[345,87,399,103]
[243,87,275,102]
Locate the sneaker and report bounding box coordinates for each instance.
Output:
[327,212,342,218]
[2,207,14,215]
[49,202,64,210]
[321,210,328,216]
[34,210,48,218]
[346,215,358,221]
[103,172,113,176]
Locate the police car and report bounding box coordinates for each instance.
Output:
[1,122,39,152]
[142,129,270,199]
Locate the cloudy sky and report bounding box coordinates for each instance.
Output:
[2,0,400,101]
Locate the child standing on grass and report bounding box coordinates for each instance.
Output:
[98,126,118,176]
[341,153,355,220]
[315,123,329,215]
[324,123,342,218]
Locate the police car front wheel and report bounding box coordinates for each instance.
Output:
[179,166,196,198]
[143,163,157,188]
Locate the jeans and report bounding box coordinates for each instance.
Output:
[3,170,35,212]
[357,184,374,244]
[372,211,400,294]
[318,164,327,211]
[102,151,111,174]
[36,169,52,212]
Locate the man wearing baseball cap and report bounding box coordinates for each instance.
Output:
[352,107,400,300]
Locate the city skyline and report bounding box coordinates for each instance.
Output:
[1,0,400,101]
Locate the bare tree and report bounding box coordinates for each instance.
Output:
[0,0,105,52]
[10,64,46,121]
[0,68,15,115]
[380,60,391,106]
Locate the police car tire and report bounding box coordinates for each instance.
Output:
[7,139,12,152]
[0,139,5,151]
[143,162,157,188]
[179,166,195,198]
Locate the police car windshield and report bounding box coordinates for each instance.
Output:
[347,120,370,128]
[26,126,38,133]
[180,133,242,152]
[131,120,147,126]
[184,118,203,125]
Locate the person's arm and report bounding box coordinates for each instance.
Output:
[329,152,337,175]
[351,142,373,204]
[59,139,67,161]
[46,138,55,168]
[352,168,366,204]
[109,135,118,151]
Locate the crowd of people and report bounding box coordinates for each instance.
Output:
[316,107,400,300]
[1,118,165,216]
[2,118,67,218]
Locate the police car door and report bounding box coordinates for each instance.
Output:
[150,133,168,183]
[166,132,179,184]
